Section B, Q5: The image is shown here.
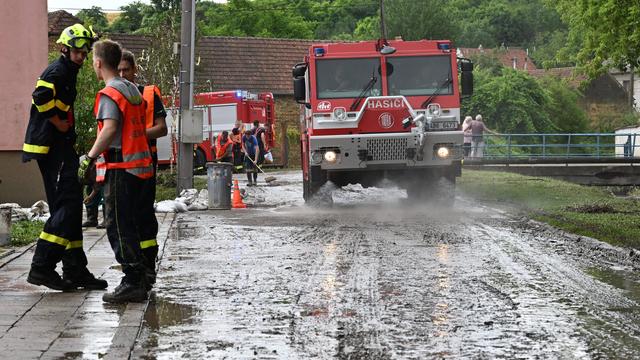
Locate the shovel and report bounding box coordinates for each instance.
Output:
[246,156,277,183]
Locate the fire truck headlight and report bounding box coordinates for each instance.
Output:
[311,151,323,164]
[436,147,450,159]
[333,107,347,121]
[324,150,338,163]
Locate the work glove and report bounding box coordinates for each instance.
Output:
[78,155,96,184]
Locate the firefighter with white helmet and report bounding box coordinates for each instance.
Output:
[23,24,107,291]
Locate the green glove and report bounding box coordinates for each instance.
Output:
[78,155,96,184]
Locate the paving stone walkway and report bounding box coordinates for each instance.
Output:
[0,213,175,360]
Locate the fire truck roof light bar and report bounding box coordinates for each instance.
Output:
[314,47,325,57]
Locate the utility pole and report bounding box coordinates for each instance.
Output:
[379,0,386,40]
[177,0,196,193]
[630,64,635,110]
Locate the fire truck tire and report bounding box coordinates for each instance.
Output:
[406,172,455,207]
[193,148,206,174]
[303,166,331,205]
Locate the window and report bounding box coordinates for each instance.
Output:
[386,56,453,96]
[316,58,382,99]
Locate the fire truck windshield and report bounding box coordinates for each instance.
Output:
[316,58,382,99]
[387,56,453,96]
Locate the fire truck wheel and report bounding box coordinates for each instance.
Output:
[303,166,331,205]
[406,173,455,207]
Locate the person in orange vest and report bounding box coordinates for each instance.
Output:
[215,131,233,163]
[118,50,167,290]
[80,39,154,303]
[23,24,107,291]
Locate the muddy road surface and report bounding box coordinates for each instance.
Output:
[133,171,640,359]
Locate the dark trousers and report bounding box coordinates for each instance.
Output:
[103,169,147,285]
[32,141,88,275]
[138,160,159,283]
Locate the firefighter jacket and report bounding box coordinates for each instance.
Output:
[140,85,166,154]
[22,55,80,162]
[93,85,153,182]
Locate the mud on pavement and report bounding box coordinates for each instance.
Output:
[132,171,640,359]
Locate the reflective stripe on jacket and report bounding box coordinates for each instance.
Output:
[94,86,153,182]
[22,55,79,161]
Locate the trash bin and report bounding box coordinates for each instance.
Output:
[206,162,233,210]
[0,208,11,246]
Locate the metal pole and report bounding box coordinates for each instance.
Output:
[379,0,386,40]
[177,0,195,193]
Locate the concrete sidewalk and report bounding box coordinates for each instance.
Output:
[0,212,175,360]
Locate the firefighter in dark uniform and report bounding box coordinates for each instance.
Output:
[23,24,107,291]
[118,50,167,290]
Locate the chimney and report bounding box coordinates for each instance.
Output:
[512,57,518,69]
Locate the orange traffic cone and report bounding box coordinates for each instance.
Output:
[231,179,247,209]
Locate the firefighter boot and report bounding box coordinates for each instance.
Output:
[64,268,108,290]
[102,279,148,303]
[82,206,98,227]
[27,266,74,291]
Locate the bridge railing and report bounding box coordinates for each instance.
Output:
[467,133,640,160]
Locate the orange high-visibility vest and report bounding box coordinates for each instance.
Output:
[142,85,162,153]
[94,86,153,182]
[215,136,232,159]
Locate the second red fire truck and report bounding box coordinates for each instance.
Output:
[157,90,277,168]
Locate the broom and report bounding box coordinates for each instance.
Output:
[246,156,277,183]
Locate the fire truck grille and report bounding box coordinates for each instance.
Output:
[366,138,408,161]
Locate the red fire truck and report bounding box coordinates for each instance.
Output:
[157,90,277,168]
[292,39,473,203]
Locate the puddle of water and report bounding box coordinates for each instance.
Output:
[587,266,640,306]
[143,296,198,330]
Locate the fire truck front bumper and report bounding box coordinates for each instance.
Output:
[309,132,463,171]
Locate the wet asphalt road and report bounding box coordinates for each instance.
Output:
[133,171,640,359]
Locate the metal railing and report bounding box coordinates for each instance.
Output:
[464,133,640,162]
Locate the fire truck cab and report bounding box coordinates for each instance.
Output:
[157,90,276,169]
[292,39,473,203]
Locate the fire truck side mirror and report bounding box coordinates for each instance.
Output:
[461,61,474,97]
[293,77,308,105]
[292,63,307,78]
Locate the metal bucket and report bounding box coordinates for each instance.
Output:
[206,162,233,210]
[0,208,11,246]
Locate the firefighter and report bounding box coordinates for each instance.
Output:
[23,24,107,291]
[230,127,243,172]
[82,39,154,303]
[117,50,167,290]
[215,131,233,163]
[253,120,269,166]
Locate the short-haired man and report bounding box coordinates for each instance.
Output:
[84,39,154,303]
[117,49,167,290]
[23,24,107,291]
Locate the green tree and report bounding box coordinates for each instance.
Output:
[76,6,109,32]
[462,68,557,134]
[199,0,314,39]
[384,0,459,41]
[550,0,640,78]
[537,76,588,133]
[109,2,152,33]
